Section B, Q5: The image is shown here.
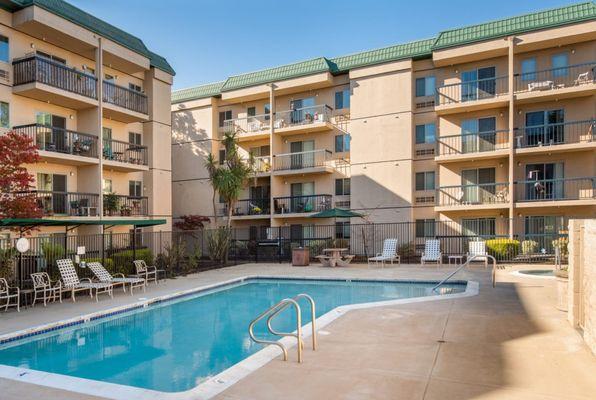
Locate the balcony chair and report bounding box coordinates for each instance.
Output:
[421,239,442,267]
[88,262,146,295]
[467,241,489,268]
[132,260,165,284]
[0,278,20,312]
[56,259,113,302]
[368,238,400,268]
[31,272,61,307]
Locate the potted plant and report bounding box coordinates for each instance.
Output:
[120,205,132,216]
[103,192,119,216]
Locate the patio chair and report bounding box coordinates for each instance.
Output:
[0,278,19,312]
[88,262,146,295]
[31,272,62,307]
[421,239,442,267]
[132,260,164,284]
[368,238,400,268]
[56,259,113,302]
[574,71,590,86]
[467,241,489,268]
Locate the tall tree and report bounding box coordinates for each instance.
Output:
[0,131,42,220]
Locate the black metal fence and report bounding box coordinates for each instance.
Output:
[103,81,148,114]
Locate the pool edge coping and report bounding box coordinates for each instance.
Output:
[0,276,479,400]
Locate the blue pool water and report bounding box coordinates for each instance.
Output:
[0,278,465,392]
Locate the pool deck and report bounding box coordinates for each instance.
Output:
[1,263,595,400]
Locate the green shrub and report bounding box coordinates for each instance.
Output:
[486,239,519,259]
[552,237,569,257]
[41,242,66,270]
[0,247,17,282]
[521,240,538,255]
[112,248,153,274]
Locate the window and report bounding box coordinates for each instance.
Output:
[415,219,435,238]
[102,179,112,193]
[247,107,256,117]
[415,76,435,97]
[0,101,8,128]
[415,171,435,191]
[218,149,226,165]
[128,83,142,92]
[249,145,270,157]
[129,132,142,145]
[521,58,537,81]
[551,53,568,77]
[335,178,351,196]
[0,35,8,63]
[415,123,436,144]
[462,218,495,237]
[335,134,350,152]
[334,89,350,109]
[335,221,351,239]
[129,181,142,197]
[264,103,271,120]
[218,110,232,127]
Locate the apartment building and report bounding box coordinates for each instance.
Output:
[172,2,595,243]
[0,0,174,236]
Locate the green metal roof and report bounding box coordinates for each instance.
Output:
[171,81,226,104]
[0,218,167,227]
[433,2,596,50]
[5,0,174,75]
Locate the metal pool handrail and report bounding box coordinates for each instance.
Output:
[267,293,317,352]
[431,254,497,293]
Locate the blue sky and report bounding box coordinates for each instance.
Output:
[70,0,579,90]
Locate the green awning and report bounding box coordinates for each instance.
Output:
[310,208,364,218]
[0,218,166,228]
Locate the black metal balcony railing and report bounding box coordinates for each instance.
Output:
[514,62,596,93]
[103,139,148,165]
[13,124,98,158]
[437,129,509,156]
[222,198,270,216]
[515,177,595,202]
[21,190,100,216]
[517,119,595,148]
[436,76,508,106]
[103,81,148,114]
[436,183,510,207]
[274,105,332,129]
[13,55,97,99]
[103,194,148,216]
[273,194,332,214]
[273,149,333,171]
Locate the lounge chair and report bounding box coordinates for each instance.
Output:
[132,260,164,284]
[368,238,400,268]
[421,239,442,267]
[0,278,19,312]
[88,262,146,295]
[31,272,62,307]
[56,259,113,302]
[467,241,489,268]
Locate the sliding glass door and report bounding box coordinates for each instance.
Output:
[525,110,564,147]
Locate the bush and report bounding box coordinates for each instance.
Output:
[0,247,17,282]
[207,227,231,264]
[486,239,520,259]
[41,242,65,265]
[521,240,538,255]
[552,237,569,257]
[112,248,153,275]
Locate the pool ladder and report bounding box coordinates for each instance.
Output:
[248,293,317,363]
[431,254,497,293]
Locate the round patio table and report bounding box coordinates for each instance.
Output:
[322,248,348,267]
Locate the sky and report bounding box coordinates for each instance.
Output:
[69,0,580,90]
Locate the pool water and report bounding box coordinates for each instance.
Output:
[0,278,465,393]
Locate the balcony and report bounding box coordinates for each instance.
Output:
[223,113,270,142]
[103,194,148,217]
[514,63,596,103]
[253,156,272,176]
[515,177,595,207]
[274,104,333,136]
[273,194,332,216]
[24,190,99,217]
[436,129,509,162]
[221,198,270,219]
[515,119,596,154]
[435,76,509,114]
[102,81,148,122]
[13,124,98,165]
[12,55,98,109]
[272,149,334,176]
[103,139,148,171]
[436,183,510,211]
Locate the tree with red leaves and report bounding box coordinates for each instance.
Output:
[0,131,42,220]
[174,215,210,231]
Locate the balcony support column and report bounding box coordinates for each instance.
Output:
[96,37,104,220]
[507,36,515,239]
[268,83,275,227]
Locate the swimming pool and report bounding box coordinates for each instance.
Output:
[0,277,468,395]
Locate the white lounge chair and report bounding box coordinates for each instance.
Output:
[421,239,442,267]
[0,278,19,312]
[467,241,489,268]
[132,260,164,284]
[88,262,146,295]
[368,238,400,268]
[31,272,61,307]
[56,259,113,302]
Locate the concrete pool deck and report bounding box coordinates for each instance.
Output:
[1,263,595,400]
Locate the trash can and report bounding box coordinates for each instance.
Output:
[292,247,310,266]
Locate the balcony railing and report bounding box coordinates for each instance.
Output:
[273,194,332,214]
[103,194,148,216]
[436,183,510,207]
[516,119,595,148]
[19,190,100,216]
[274,104,332,129]
[514,62,596,93]
[223,113,270,135]
[436,76,508,106]
[253,156,272,173]
[222,198,270,217]
[515,177,595,202]
[103,139,148,165]
[437,129,509,156]
[273,149,332,171]
[12,55,97,99]
[13,124,98,158]
[103,81,148,114]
